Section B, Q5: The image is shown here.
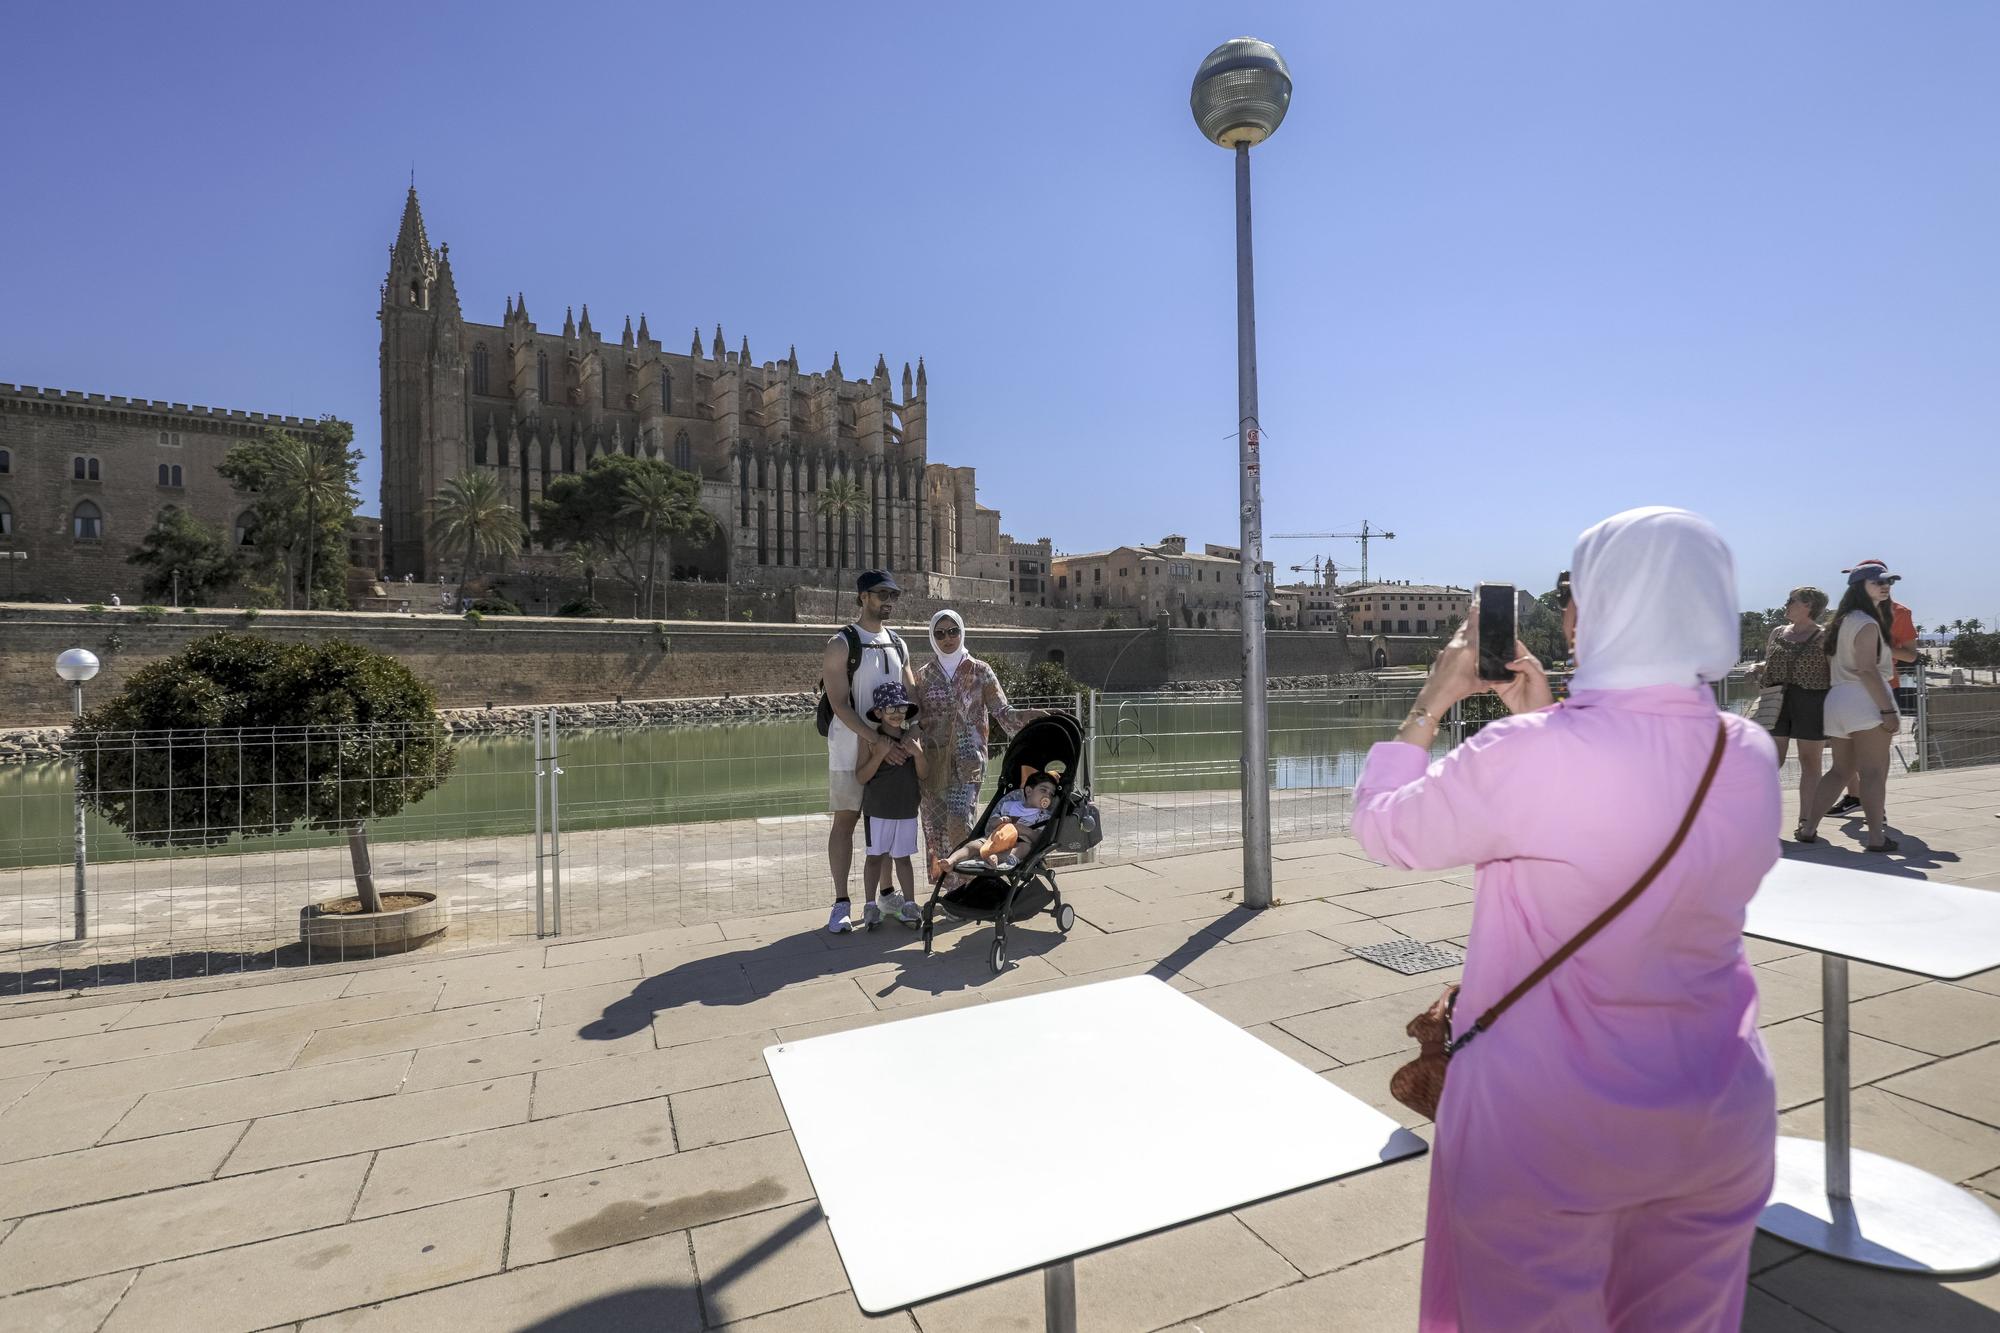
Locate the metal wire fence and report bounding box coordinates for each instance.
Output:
[3,671,1992,993]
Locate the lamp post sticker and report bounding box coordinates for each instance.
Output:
[1247,428,1259,452]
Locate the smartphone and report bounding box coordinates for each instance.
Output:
[1476,583,1516,682]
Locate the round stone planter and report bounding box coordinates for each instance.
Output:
[300,891,448,956]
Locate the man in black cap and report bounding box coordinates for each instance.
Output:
[820,570,919,932]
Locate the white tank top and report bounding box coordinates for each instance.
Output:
[1828,610,1892,694]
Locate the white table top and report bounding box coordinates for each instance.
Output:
[765,975,1426,1313]
[1746,858,2000,980]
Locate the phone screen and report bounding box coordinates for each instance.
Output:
[1477,583,1516,682]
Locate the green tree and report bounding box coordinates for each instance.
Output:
[218,420,359,610]
[618,467,715,618]
[1740,608,1786,661]
[126,508,243,606]
[69,633,453,913]
[814,477,868,581]
[428,471,525,585]
[535,455,712,606]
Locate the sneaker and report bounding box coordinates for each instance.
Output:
[896,900,923,928]
[1829,795,1862,817]
[877,889,907,917]
[863,901,884,928]
[827,900,853,934]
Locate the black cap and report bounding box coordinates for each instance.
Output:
[856,570,901,595]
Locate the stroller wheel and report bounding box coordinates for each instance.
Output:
[1056,903,1076,934]
[988,937,1008,974]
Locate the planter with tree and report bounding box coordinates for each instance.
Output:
[68,633,456,957]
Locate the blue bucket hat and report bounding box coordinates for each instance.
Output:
[867,680,919,723]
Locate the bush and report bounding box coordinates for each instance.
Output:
[85,603,106,614]
[462,609,484,625]
[470,596,521,616]
[69,633,452,859]
[558,598,608,618]
[992,658,1091,708]
[182,606,200,617]
[135,605,167,623]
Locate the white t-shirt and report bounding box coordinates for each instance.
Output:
[827,624,906,772]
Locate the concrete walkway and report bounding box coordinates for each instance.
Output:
[0,769,1996,1330]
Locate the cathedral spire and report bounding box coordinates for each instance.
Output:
[712,324,725,359]
[873,353,889,382]
[622,315,634,349]
[830,350,843,379]
[392,184,430,264]
[637,312,650,344]
[516,292,528,322]
[505,294,514,321]
[788,344,799,372]
[915,356,926,394]
[902,361,913,400]
[740,334,751,364]
[563,306,576,339]
[691,327,704,358]
[578,304,594,339]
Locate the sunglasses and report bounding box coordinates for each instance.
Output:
[934,626,961,639]
[1555,571,1572,611]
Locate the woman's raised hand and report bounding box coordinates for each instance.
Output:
[1495,646,1556,715]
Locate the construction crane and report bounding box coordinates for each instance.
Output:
[1270,520,1396,586]
[1287,556,1341,589]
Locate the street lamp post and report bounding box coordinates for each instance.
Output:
[1192,37,1291,913]
[56,648,101,941]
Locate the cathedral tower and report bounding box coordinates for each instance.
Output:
[379,185,467,578]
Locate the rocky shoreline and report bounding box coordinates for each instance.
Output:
[0,675,1386,762]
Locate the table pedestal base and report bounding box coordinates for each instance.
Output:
[1761,1135,2000,1276]
[1043,1258,1076,1333]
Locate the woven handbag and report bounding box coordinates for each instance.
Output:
[1390,719,1730,1120]
[1750,686,1785,731]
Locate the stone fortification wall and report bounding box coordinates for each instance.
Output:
[0,605,1378,726]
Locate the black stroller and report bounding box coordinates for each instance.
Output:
[921,712,1103,973]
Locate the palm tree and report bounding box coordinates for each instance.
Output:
[560,536,607,606]
[815,477,868,584]
[618,470,714,618]
[429,471,525,588]
[266,435,352,609]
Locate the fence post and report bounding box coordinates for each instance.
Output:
[1915,665,1930,772]
[533,713,547,938]
[548,708,564,936]
[1083,692,1098,864]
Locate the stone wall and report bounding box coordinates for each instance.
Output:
[0,604,1374,725]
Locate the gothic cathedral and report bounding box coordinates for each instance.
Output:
[378,187,940,587]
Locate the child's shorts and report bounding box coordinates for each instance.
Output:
[864,816,918,858]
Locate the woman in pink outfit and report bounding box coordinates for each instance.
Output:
[1353,507,1779,1332]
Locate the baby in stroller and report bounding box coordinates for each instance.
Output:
[934,769,1059,876]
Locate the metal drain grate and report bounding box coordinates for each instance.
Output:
[1347,939,1465,975]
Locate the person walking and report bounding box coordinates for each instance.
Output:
[1759,586,1832,842]
[1805,566,1903,852]
[1353,506,1778,1332]
[820,570,918,933]
[912,609,1047,888]
[1825,558,1917,816]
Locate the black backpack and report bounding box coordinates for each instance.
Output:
[816,625,909,737]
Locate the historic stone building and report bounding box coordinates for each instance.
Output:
[380,187,971,592]
[1344,582,1470,636]
[0,383,323,604]
[1050,535,1276,630]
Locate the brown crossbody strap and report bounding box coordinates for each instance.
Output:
[1446,717,1730,1056]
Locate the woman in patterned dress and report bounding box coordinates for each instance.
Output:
[912,609,1047,885]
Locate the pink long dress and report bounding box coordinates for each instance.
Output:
[1353,686,1779,1333]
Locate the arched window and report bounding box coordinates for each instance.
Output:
[472,344,490,396]
[159,463,171,486]
[537,351,550,401]
[170,464,182,487]
[0,495,12,535]
[73,500,103,541]
[235,513,257,547]
[74,456,87,480]
[674,430,692,472]
[0,448,11,473]
[88,457,100,481]
[661,372,672,412]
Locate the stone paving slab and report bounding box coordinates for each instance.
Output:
[0,762,1990,1329]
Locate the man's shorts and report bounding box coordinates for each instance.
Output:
[864,816,919,858]
[829,769,863,813]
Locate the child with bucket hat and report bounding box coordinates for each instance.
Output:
[853,681,928,928]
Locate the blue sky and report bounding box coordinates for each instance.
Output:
[4,2,1995,623]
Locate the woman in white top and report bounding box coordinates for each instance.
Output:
[1805,567,1902,851]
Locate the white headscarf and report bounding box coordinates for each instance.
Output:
[1568,506,1740,693]
[929,608,969,679]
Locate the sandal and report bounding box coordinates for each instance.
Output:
[1865,837,1900,854]
[1793,825,1819,844]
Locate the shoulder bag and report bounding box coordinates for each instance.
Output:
[1389,718,1730,1120]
